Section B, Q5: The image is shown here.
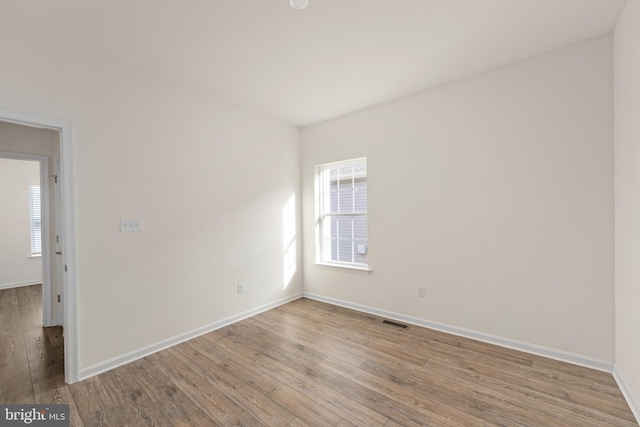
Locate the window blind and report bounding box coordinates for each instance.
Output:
[317,158,368,267]
[30,184,42,255]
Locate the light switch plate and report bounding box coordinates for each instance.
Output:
[120,219,143,232]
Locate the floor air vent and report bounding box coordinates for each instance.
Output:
[382,319,409,329]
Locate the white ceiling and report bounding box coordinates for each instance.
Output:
[1,0,628,126]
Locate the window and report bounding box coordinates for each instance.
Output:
[316,157,368,269]
[29,184,41,256]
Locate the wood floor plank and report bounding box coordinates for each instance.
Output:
[270,384,342,427]
[32,374,66,395]
[408,356,549,426]
[14,285,34,308]
[254,356,389,427]
[0,332,30,379]
[0,289,22,335]
[459,355,637,422]
[69,376,128,427]
[34,376,85,427]
[169,344,297,426]
[188,339,282,396]
[250,343,431,427]
[23,326,64,384]
[210,323,385,427]
[322,356,485,427]
[124,357,206,423]
[99,364,175,427]
[259,305,371,348]
[148,350,252,425]
[288,417,313,427]
[0,285,60,407]
[2,291,636,427]
[225,320,329,370]
[246,311,399,369]
[420,356,638,427]
[0,373,35,404]
[188,334,233,364]
[171,411,221,427]
[398,357,608,427]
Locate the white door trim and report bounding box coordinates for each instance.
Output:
[0,107,79,384]
[54,155,65,328]
[0,151,51,326]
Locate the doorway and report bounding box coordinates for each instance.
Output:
[0,154,54,324]
[0,109,78,384]
[1,147,65,396]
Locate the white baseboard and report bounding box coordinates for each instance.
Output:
[613,366,640,425]
[0,280,41,290]
[79,292,303,381]
[303,293,614,373]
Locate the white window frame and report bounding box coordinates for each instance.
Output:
[29,183,42,257]
[315,157,369,271]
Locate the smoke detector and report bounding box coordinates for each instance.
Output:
[290,0,309,9]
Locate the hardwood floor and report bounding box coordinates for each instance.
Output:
[1,291,637,426]
[0,285,65,403]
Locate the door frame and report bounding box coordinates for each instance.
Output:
[54,154,64,328]
[0,107,79,384]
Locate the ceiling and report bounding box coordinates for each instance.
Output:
[0,0,629,126]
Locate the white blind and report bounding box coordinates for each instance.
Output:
[30,184,42,255]
[318,158,368,266]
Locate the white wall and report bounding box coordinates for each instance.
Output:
[0,35,302,370]
[301,35,614,364]
[0,158,42,288]
[614,0,640,419]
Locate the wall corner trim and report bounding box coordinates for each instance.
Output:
[303,292,614,373]
[78,292,303,381]
[613,365,640,425]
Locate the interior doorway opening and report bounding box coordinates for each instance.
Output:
[0,109,78,384]
[1,132,59,319]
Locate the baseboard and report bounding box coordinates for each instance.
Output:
[303,293,614,373]
[0,280,41,290]
[613,366,640,424]
[78,292,303,381]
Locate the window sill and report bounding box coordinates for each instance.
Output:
[28,254,42,259]
[314,262,371,274]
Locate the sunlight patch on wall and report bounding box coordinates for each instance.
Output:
[283,193,296,289]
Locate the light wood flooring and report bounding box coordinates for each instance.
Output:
[1,287,637,426]
[0,284,65,401]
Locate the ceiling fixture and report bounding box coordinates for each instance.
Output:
[290,0,309,9]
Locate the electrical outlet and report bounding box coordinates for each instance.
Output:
[237,282,244,294]
[120,219,143,232]
[417,286,426,298]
